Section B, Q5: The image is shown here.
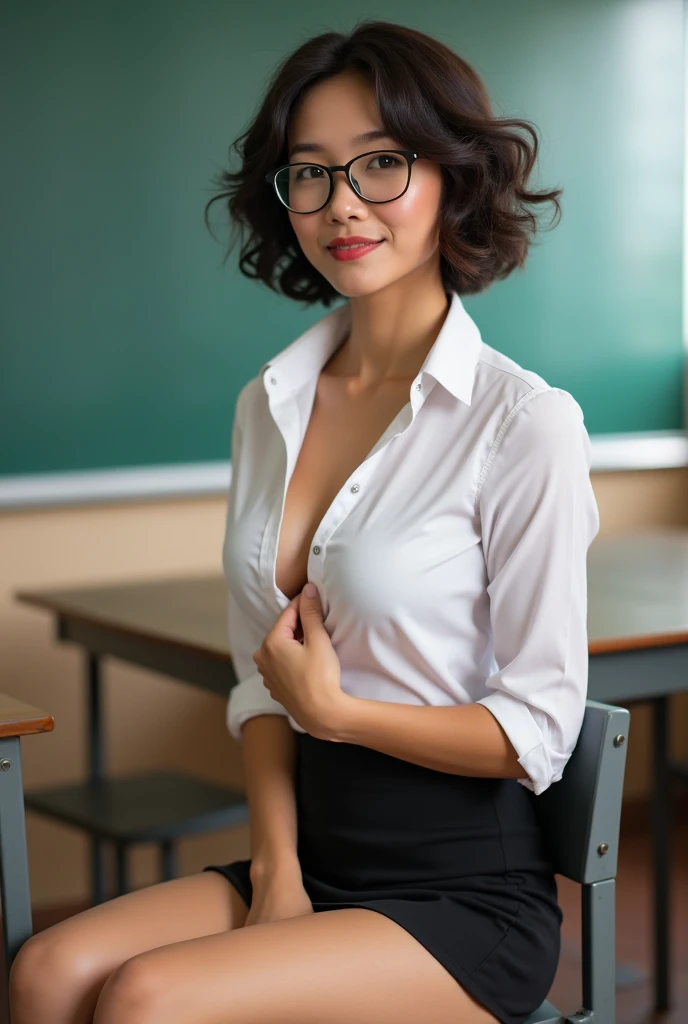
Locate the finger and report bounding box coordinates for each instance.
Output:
[298,583,325,644]
[272,596,299,631]
[272,595,304,642]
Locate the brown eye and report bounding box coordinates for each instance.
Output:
[295,165,325,180]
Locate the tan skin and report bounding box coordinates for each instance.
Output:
[9,71,498,1023]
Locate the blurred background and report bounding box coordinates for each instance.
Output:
[1,1,687,1018]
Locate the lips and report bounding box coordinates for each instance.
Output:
[327,237,384,249]
[327,239,385,261]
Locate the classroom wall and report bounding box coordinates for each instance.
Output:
[2,469,688,909]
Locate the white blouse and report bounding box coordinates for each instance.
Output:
[222,289,600,795]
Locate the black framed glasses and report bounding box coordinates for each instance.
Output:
[264,149,419,214]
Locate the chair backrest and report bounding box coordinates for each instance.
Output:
[522,699,631,1024]
[531,699,630,884]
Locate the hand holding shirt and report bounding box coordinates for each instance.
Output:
[251,586,349,739]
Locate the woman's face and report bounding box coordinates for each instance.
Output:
[284,72,444,298]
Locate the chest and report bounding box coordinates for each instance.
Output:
[275,377,414,601]
[224,374,486,627]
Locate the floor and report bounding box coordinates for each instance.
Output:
[1,812,686,1024]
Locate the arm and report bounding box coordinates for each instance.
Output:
[225,384,291,744]
[223,385,299,877]
[328,698,526,778]
[474,387,600,794]
[329,387,600,796]
[241,713,301,883]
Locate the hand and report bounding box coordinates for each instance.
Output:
[245,865,314,927]
[252,582,350,740]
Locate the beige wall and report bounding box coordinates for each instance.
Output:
[2,468,688,909]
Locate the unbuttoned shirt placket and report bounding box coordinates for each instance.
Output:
[261,368,436,617]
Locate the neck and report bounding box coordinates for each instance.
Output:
[329,270,450,392]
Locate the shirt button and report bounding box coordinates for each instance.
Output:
[415,382,422,390]
[350,483,360,493]
[270,377,277,385]
[312,545,321,555]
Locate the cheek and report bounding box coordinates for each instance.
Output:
[383,178,443,244]
[402,175,442,219]
[288,213,320,251]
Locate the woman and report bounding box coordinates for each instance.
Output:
[10,19,600,1024]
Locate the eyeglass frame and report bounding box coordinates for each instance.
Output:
[264,149,420,214]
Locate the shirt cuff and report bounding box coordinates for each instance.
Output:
[226,670,289,743]
[477,690,557,796]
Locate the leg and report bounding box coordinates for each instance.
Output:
[652,695,671,1010]
[86,651,107,906]
[115,841,128,896]
[93,907,500,1024]
[8,870,249,1024]
[0,734,33,1023]
[160,839,176,880]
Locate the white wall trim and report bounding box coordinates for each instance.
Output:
[0,462,232,510]
[1,432,687,510]
[589,431,688,471]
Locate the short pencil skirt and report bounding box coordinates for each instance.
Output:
[203,730,562,1024]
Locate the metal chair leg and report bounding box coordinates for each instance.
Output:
[115,841,129,896]
[160,839,176,881]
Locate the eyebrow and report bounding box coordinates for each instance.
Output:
[288,129,395,160]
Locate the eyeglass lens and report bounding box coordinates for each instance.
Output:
[274,151,409,213]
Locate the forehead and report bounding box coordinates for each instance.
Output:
[287,72,384,149]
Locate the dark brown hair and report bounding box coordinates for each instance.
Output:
[205,19,563,306]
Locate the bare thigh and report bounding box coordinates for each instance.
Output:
[93,907,500,1024]
[9,870,248,1024]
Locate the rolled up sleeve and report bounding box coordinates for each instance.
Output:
[475,387,600,795]
[225,585,291,743]
[224,387,290,744]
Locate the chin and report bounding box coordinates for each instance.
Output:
[321,274,392,300]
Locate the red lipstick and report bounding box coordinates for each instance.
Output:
[326,236,385,262]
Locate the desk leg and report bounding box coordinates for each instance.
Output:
[0,735,34,1022]
[87,652,107,906]
[652,695,671,1011]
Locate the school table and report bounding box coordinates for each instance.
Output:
[14,525,688,1012]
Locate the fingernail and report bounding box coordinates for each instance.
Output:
[303,582,317,598]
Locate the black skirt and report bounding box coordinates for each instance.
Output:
[203,730,562,1024]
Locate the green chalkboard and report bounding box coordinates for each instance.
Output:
[2,0,684,477]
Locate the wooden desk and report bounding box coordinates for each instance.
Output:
[0,693,54,1019]
[15,526,688,1012]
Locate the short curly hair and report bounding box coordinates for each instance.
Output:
[205,19,563,306]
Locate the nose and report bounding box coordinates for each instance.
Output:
[325,168,366,218]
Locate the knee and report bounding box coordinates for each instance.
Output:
[93,955,173,1024]
[9,929,94,1018]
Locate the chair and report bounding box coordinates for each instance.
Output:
[522,698,630,1024]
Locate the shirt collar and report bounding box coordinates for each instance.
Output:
[260,290,483,406]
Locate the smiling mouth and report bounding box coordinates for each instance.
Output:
[326,240,385,262]
[327,240,384,250]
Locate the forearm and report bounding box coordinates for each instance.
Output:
[240,713,300,882]
[329,697,527,780]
